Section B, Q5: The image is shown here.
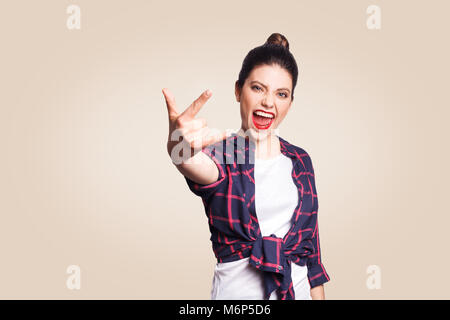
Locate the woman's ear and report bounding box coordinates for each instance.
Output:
[234,81,240,102]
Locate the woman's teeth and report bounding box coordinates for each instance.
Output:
[252,111,275,129]
[253,110,274,118]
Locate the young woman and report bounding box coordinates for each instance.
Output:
[163,33,330,300]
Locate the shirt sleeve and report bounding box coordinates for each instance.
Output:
[184,141,228,199]
[305,154,331,289]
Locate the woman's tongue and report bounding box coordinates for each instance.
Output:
[253,113,272,126]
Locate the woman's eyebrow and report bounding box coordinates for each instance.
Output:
[250,80,291,93]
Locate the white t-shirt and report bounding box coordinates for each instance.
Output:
[211,153,312,300]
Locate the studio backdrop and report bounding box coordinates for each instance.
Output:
[0,0,449,299]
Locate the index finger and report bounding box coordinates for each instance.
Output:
[179,89,212,120]
[162,88,179,121]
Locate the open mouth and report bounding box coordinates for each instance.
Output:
[252,109,275,130]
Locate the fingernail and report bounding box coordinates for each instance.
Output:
[205,89,211,97]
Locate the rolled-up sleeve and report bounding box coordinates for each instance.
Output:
[307,223,330,288]
[184,141,228,199]
[305,155,331,288]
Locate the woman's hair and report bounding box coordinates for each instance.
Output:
[236,33,299,101]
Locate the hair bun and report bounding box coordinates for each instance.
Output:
[265,33,289,51]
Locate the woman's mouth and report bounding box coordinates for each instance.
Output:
[252,110,275,130]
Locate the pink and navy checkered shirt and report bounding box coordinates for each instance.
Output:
[184,133,330,300]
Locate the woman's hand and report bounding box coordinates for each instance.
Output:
[162,88,227,163]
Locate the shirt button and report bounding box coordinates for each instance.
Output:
[278,265,283,270]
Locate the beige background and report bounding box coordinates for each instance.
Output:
[0,0,449,299]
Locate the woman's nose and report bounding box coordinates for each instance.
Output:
[262,94,275,108]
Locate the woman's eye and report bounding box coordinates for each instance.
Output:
[252,85,288,98]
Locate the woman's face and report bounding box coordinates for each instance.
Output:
[235,64,293,141]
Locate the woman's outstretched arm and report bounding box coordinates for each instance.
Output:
[163,88,227,185]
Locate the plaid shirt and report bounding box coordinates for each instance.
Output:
[184,133,330,300]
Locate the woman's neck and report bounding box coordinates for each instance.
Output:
[236,128,280,160]
[255,134,280,159]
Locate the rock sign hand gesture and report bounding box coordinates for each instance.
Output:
[163,88,228,163]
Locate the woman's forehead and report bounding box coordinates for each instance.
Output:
[247,65,292,89]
